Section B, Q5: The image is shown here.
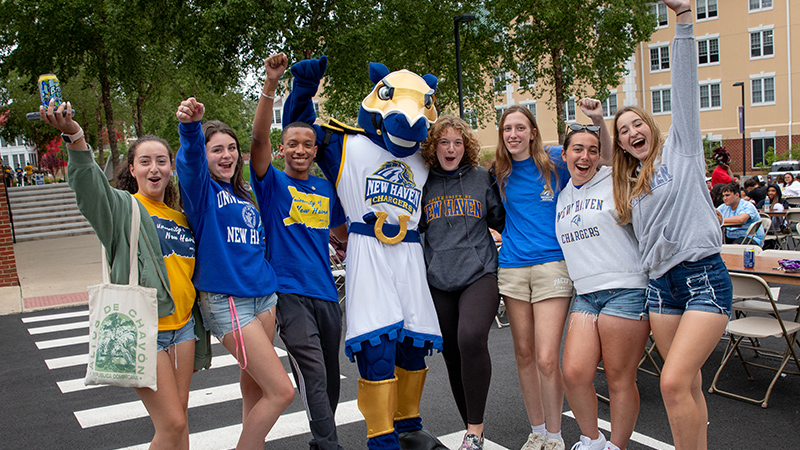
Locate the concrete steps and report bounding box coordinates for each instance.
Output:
[6,184,94,242]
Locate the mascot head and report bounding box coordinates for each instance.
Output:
[358,63,438,158]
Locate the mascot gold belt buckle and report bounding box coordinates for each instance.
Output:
[373,211,410,245]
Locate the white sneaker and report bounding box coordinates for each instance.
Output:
[543,438,566,450]
[570,434,607,450]
[604,442,620,450]
[521,432,548,450]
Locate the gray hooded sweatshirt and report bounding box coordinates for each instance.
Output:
[631,23,722,279]
[420,164,505,291]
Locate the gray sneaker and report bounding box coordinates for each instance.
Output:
[543,438,565,450]
[459,433,484,450]
[521,432,548,450]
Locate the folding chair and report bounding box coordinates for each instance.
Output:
[741,220,765,246]
[708,273,800,408]
[328,244,346,305]
[495,298,509,328]
[720,244,762,255]
[782,211,800,249]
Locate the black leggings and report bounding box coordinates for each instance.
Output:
[430,273,500,426]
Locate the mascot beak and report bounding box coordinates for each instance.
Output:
[362,70,437,127]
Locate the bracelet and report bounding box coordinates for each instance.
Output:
[261,91,276,100]
[676,8,692,17]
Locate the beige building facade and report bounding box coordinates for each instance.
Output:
[475,0,799,176]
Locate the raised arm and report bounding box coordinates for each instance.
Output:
[251,53,288,179]
[578,98,613,167]
[174,97,210,216]
[664,0,700,156]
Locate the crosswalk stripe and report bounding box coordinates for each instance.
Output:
[117,399,364,450]
[36,334,89,349]
[563,411,674,450]
[21,310,89,323]
[28,320,89,335]
[46,354,87,370]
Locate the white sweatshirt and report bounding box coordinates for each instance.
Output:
[556,166,648,295]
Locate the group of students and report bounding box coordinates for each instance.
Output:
[36,1,730,450]
[425,2,730,450]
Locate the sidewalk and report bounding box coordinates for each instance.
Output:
[12,233,102,312]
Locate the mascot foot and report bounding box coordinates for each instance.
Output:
[398,429,448,450]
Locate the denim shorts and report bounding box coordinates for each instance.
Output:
[157,315,197,352]
[572,288,648,321]
[646,253,732,316]
[198,291,278,340]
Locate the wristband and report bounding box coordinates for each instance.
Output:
[61,128,84,144]
[676,9,692,17]
[261,91,276,100]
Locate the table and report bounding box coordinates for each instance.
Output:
[721,253,800,285]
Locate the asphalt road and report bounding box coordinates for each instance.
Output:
[2,291,799,449]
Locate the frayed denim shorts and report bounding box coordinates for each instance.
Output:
[157,315,197,352]
[198,291,278,340]
[572,288,648,321]
[646,253,732,317]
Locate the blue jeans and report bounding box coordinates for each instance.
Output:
[198,291,278,339]
[646,254,732,316]
[157,315,197,352]
[572,288,648,321]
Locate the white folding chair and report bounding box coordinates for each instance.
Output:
[708,273,800,408]
[741,220,765,246]
[720,244,763,255]
[328,244,346,305]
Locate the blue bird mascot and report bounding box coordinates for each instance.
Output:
[283,56,446,450]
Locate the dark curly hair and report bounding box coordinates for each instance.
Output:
[116,135,178,209]
[713,146,730,165]
[421,115,481,169]
[201,120,252,203]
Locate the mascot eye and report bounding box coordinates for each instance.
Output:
[377,85,393,101]
[424,94,433,109]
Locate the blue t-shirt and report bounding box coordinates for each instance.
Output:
[717,199,764,244]
[251,165,346,302]
[176,121,277,298]
[499,146,570,268]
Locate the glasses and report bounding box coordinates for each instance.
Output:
[567,123,600,134]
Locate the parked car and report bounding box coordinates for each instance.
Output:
[767,160,800,184]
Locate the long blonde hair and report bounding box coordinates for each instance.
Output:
[493,105,557,200]
[611,106,665,224]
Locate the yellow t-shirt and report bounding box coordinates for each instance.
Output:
[24,165,33,175]
[134,194,196,331]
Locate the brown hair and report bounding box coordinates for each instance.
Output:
[201,120,252,203]
[493,105,557,200]
[116,135,178,209]
[421,115,480,169]
[611,106,665,225]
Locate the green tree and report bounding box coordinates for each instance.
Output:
[488,0,655,143]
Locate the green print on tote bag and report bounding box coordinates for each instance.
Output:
[85,196,159,390]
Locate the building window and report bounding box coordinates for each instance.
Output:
[751,76,775,105]
[752,136,775,167]
[651,88,671,114]
[464,108,478,130]
[698,37,719,65]
[564,98,576,122]
[601,94,618,118]
[749,0,773,12]
[650,2,668,28]
[650,45,670,72]
[699,82,721,109]
[313,101,321,116]
[750,28,774,58]
[696,0,718,20]
[494,73,510,94]
[522,102,537,120]
[495,106,508,124]
[272,109,282,125]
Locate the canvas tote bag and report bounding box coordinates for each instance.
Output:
[85,196,159,390]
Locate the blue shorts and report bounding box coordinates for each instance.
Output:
[572,288,648,321]
[198,291,278,340]
[157,315,197,352]
[646,253,732,316]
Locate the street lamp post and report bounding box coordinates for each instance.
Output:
[454,13,476,119]
[733,82,746,176]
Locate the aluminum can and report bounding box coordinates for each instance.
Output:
[744,248,755,268]
[38,74,63,108]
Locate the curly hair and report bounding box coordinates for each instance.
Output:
[201,120,252,204]
[420,115,480,169]
[116,135,178,209]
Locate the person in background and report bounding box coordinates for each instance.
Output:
[716,183,764,245]
[781,173,800,197]
[420,115,505,450]
[709,146,732,186]
[610,1,732,447]
[40,99,206,450]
